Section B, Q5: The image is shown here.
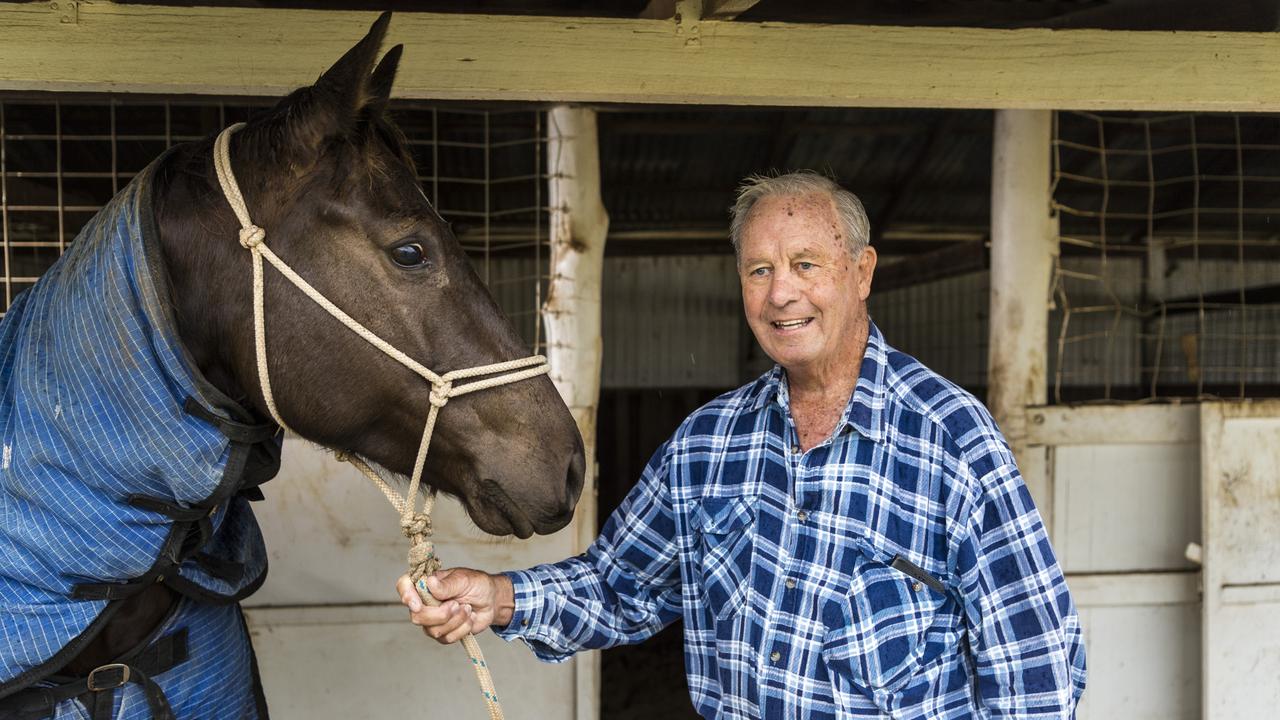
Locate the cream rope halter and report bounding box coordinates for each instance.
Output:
[214,122,540,719]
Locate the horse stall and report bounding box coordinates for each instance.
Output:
[2,3,1279,719]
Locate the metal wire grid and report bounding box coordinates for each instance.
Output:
[1050,110,1280,402]
[0,97,552,353]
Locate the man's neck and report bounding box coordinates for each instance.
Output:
[785,327,869,404]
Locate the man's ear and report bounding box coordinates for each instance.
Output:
[856,245,877,301]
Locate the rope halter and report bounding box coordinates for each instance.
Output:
[212,122,547,720]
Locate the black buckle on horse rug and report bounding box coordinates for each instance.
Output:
[86,663,131,691]
[0,629,186,720]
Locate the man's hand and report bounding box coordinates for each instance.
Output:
[396,568,516,644]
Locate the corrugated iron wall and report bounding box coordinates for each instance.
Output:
[602,255,742,389]
[595,254,995,395]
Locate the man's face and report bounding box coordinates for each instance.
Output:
[738,192,877,377]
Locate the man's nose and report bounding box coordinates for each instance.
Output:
[768,271,800,306]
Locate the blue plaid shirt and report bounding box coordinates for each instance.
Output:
[496,323,1086,718]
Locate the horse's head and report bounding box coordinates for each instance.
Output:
[156,14,584,538]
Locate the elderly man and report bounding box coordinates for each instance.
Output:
[397,171,1087,718]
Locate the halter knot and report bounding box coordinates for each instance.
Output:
[239,225,266,249]
[406,539,436,570]
[429,382,452,408]
[401,513,432,537]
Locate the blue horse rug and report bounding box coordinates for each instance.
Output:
[0,155,282,718]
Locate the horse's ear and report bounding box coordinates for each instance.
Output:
[313,11,391,115]
[363,44,403,121]
[278,12,392,159]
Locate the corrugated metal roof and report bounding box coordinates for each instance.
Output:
[598,108,994,243]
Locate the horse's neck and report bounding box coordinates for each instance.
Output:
[152,145,260,419]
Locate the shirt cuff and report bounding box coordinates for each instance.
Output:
[492,569,547,641]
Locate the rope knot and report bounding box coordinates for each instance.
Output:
[407,539,437,571]
[239,225,266,249]
[401,513,432,537]
[429,381,452,409]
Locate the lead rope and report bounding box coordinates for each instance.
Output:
[214,122,534,720]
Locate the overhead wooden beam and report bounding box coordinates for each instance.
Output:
[0,3,1278,110]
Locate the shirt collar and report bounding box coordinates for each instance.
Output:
[747,321,889,443]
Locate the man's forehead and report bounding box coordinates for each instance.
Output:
[740,193,843,253]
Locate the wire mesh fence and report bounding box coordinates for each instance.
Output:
[1051,110,1280,403]
[0,96,551,352]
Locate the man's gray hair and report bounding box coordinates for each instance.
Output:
[728,171,871,259]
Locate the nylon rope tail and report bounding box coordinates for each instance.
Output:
[213,123,550,720]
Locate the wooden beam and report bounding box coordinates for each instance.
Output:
[1025,403,1199,446]
[1066,571,1199,608]
[988,110,1054,518]
[543,106,608,720]
[0,4,1278,110]
[873,240,987,294]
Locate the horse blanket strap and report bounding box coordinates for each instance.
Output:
[0,598,267,720]
[0,630,187,720]
[0,153,282,711]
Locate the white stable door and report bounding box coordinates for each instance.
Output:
[1200,401,1280,719]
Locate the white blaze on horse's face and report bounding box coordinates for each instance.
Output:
[737,192,877,385]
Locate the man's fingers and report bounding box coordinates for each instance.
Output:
[422,573,454,602]
[408,601,456,628]
[397,569,495,643]
[443,606,477,643]
[423,602,470,644]
[396,574,423,612]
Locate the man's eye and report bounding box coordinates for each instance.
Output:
[797,262,814,271]
[751,267,769,277]
[391,243,427,268]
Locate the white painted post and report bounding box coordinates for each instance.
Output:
[544,105,609,720]
[988,110,1056,523]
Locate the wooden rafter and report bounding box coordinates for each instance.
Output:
[0,3,1277,111]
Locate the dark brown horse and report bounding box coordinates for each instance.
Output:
[17,11,583,707]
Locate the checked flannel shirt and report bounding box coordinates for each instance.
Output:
[495,322,1087,718]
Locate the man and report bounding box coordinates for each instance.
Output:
[397,171,1087,718]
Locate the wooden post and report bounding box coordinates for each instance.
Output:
[544,105,608,720]
[988,109,1056,524]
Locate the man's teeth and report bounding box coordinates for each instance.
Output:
[773,319,811,329]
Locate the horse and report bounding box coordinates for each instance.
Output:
[0,13,585,719]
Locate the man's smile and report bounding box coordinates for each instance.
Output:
[770,317,814,331]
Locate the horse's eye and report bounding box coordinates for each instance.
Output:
[390,243,427,268]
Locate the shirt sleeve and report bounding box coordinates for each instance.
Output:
[952,460,1088,717]
[492,439,684,663]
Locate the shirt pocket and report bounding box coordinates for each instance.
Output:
[691,495,756,622]
[820,540,958,708]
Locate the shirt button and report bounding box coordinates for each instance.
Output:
[521,618,529,627]
[769,650,781,663]
[796,510,808,523]
[784,578,797,590]
[790,444,801,454]
[913,582,924,592]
